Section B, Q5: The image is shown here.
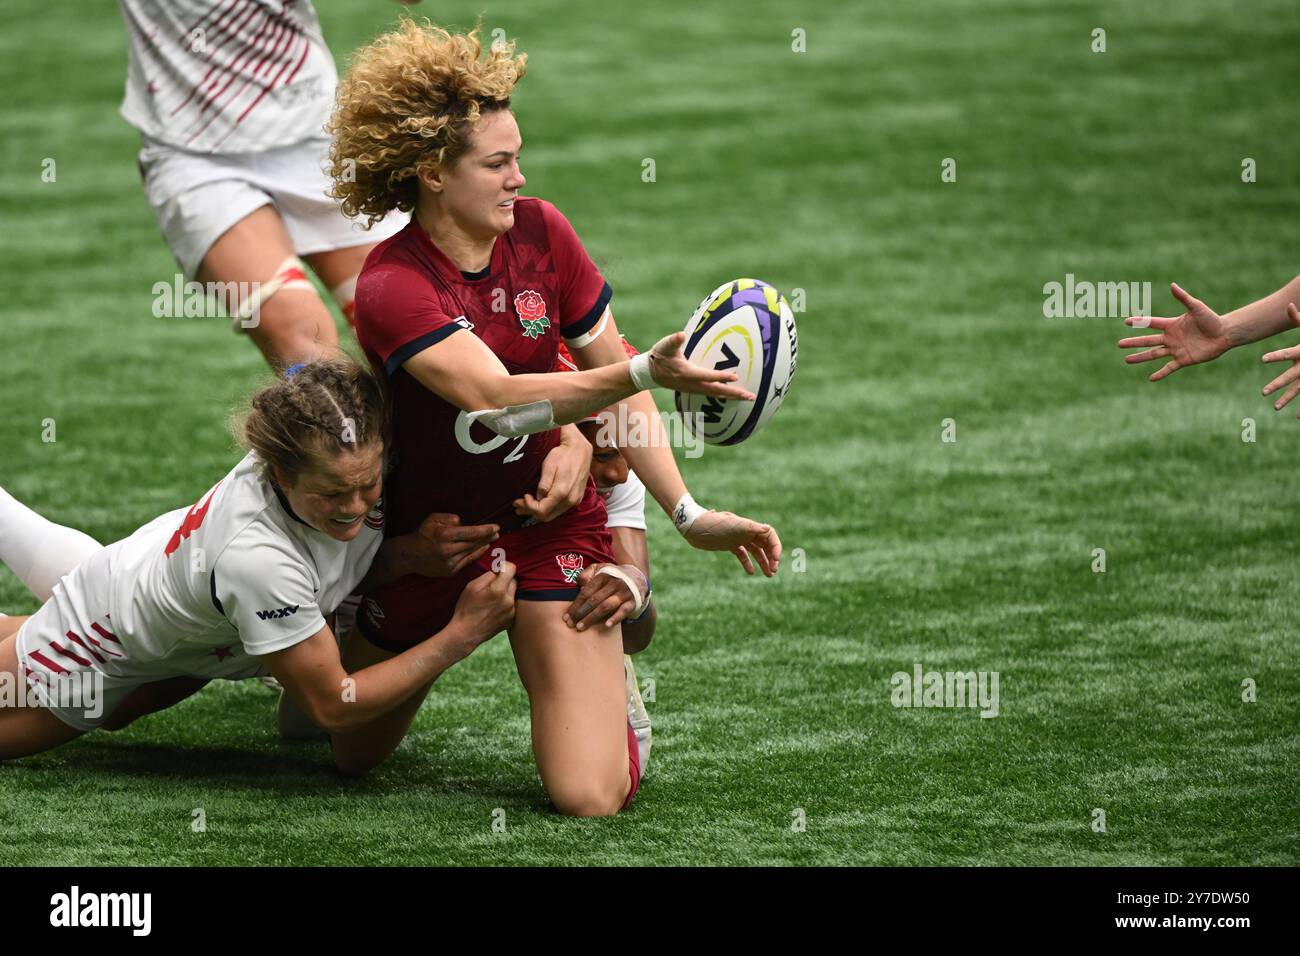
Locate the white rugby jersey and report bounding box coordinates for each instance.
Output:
[600,470,647,531]
[101,452,383,676]
[118,0,337,154]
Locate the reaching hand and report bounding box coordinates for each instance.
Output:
[683,510,781,577]
[1260,303,1300,413]
[1117,282,1230,382]
[645,331,755,401]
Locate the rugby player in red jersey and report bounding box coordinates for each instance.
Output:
[327,21,781,815]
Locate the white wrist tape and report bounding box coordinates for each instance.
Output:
[628,352,657,391]
[465,399,557,438]
[595,565,647,618]
[671,492,708,535]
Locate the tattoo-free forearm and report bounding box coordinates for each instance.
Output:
[615,391,689,516]
[621,601,657,655]
[1223,275,1300,348]
[317,623,465,731]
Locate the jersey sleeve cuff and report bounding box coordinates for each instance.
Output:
[240,614,326,658]
[384,324,463,375]
[561,281,613,346]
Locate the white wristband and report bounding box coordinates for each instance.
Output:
[671,492,707,535]
[595,565,647,618]
[628,352,657,391]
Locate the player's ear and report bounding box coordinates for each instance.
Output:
[417,163,445,193]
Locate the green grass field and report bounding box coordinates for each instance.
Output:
[1,0,1298,865]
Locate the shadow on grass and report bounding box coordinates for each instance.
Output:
[1,737,548,809]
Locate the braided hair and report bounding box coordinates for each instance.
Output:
[233,355,389,489]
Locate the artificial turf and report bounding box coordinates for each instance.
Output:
[0,0,1297,865]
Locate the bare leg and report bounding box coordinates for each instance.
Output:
[509,600,631,816]
[199,205,339,370]
[0,615,29,642]
[100,676,210,732]
[0,629,85,760]
[304,242,379,333]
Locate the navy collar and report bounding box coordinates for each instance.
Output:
[269,481,313,530]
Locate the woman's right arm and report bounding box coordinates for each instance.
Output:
[260,564,516,733]
[1119,277,1300,381]
[1221,275,1300,347]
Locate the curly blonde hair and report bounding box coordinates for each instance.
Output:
[327,19,527,226]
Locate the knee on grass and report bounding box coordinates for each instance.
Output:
[331,743,394,778]
[546,772,630,818]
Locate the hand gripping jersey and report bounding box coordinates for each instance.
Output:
[23,453,383,683]
[118,0,337,153]
[354,197,613,533]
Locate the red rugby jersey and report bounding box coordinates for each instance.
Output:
[354,197,612,532]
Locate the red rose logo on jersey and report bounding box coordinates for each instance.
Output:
[515,290,551,339]
[555,552,585,583]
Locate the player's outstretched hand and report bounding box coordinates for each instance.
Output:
[562,563,649,631]
[513,428,591,522]
[1260,303,1300,413]
[409,512,499,577]
[646,331,756,401]
[1117,282,1230,382]
[684,511,781,577]
[448,563,516,657]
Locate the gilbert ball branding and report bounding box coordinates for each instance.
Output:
[49,885,151,936]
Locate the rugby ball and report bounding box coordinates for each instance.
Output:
[674,278,797,445]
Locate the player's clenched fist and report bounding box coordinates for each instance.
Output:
[448,563,517,657]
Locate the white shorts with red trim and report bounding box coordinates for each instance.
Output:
[13,550,265,733]
[137,133,408,278]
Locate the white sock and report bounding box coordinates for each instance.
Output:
[0,487,104,602]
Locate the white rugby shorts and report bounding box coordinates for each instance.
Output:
[137,133,407,279]
[13,548,265,733]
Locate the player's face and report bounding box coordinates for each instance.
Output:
[279,443,385,542]
[578,421,629,496]
[441,109,526,237]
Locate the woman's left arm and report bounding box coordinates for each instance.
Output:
[570,310,782,576]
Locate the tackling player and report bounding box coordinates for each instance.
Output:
[0,358,514,760]
[327,20,782,815]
